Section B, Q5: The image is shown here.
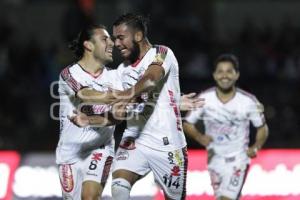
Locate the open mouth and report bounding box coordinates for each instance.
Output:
[220,79,230,83]
[120,49,127,54]
[106,49,113,56]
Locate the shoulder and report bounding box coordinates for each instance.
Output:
[153,45,170,54]
[236,88,259,103]
[236,88,264,112]
[152,45,177,66]
[59,63,77,80]
[153,45,176,58]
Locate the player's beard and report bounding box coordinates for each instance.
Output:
[127,40,140,64]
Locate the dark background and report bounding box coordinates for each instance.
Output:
[0,0,299,152]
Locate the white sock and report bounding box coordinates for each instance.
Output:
[111,178,132,200]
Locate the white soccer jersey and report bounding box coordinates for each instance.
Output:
[56,63,121,164]
[185,87,265,157]
[115,45,187,151]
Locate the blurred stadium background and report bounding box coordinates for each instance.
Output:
[0,0,299,199]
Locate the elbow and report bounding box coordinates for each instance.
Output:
[76,88,88,101]
[144,76,157,91]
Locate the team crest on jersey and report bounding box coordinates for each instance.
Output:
[59,164,74,192]
[152,53,166,66]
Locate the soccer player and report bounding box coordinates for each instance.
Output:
[77,13,190,200]
[183,54,269,200]
[56,24,124,200]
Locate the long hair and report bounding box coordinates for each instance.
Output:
[68,24,106,59]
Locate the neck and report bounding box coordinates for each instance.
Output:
[138,39,152,59]
[78,55,104,76]
[216,86,236,103]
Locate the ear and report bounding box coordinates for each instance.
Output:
[235,71,240,80]
[83,41,93,52]
[134,31,143,42]
[212,71,217,81]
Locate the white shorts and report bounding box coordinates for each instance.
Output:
[208,152,249,199]
[58,146,114,200]
[113,137,188,200]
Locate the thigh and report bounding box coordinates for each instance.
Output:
[82,146,114,185]
[149,146,188,200]
[113,139,150,177]
[58,162,82,200]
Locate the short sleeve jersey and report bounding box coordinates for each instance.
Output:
[56,63,121,164]
[185,87,265,156]
[116,45,187,151]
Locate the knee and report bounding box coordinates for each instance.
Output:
[111,178,132,200]
[81,188,100,200]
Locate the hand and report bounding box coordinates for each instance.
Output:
[68,110,89,127]
[199,134,213,147]
[247,146,258,158]
[180,93,205,111]
[111,101,128,120]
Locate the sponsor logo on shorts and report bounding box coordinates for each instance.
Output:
[171,165,180,176]
[168,152,175,164]
[175,150,183,167]
[92,153,102,161]
[60,164,74,193]
[86,172,98,176]
[116,150,129,160]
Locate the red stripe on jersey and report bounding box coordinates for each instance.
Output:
[131,58,142,67]
[60,67,83,92]
[156,45,168,55]
[168,90,182,131]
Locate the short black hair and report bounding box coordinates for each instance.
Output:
[214,54,239,72]
[68,23,106,59]
[113,13,149,38]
